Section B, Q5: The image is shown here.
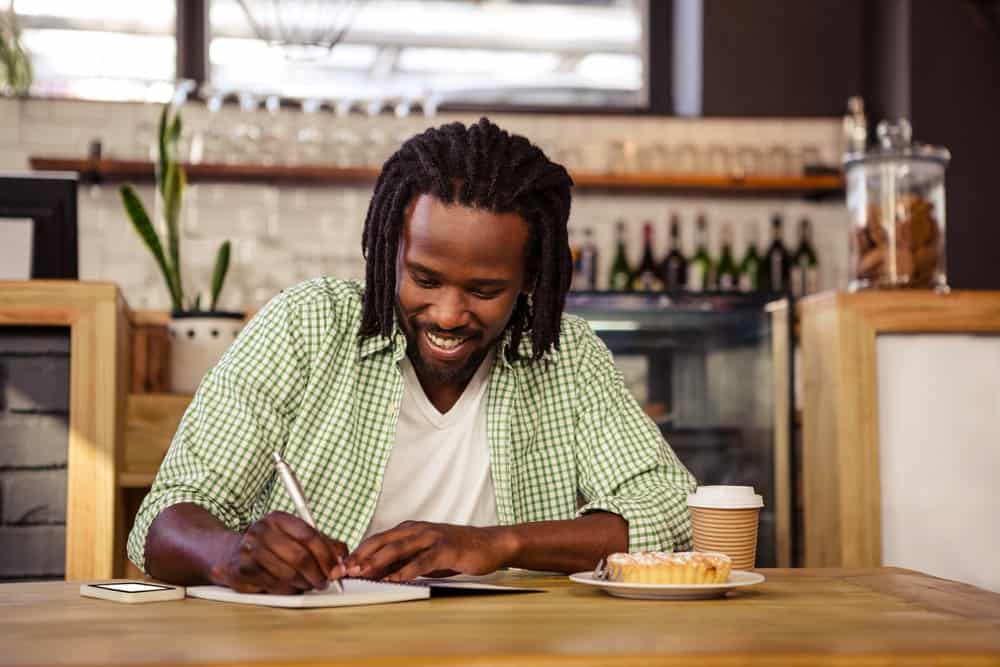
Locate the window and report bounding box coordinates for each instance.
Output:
[209,0,647,110]
[14,0,176,102]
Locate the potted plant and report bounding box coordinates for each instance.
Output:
[120,104,242,394]
[0,1,33,96]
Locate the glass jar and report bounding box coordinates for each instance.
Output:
[843,119,950,291]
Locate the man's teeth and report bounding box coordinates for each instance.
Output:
[426,331,468,350]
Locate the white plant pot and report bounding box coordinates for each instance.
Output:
[167,312,245,394]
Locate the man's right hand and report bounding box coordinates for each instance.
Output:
[209,511,348,594]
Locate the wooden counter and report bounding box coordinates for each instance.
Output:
[3,568,999,666]
[795,290,1000,572]
[0,281,130,580]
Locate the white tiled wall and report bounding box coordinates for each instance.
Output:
[1,97,850,310]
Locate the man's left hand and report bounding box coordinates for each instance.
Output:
[346,521,518,582]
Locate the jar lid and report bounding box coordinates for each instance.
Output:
[687,485,763,509]
[843,118,950,169]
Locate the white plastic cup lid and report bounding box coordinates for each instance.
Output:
[687,485,764,509]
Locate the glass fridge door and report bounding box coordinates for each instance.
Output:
[566,292,777,566]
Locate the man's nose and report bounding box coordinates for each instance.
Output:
[429,287,471,330]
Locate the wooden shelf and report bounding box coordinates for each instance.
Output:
[29,156,844,197]
[119,471,156,488]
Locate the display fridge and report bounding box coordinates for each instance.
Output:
[566,291,789,567]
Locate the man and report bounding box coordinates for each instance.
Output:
[127,118,696,594]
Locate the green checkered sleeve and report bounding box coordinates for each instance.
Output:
[126,291,309,573]
[573,328,697,552]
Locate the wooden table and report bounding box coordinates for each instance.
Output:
[3,569,1000,666]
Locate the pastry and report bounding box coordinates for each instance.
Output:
[604,551,731,584]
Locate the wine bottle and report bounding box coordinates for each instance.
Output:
[569,228,581,291]
[762,214,791,293]
[791,217,819,297]
[738,222,763,292]
[608,219,633,291]
[715,223,739,291]
[689,214,713,292]
[658,214,687,291]
[632,221,663,291]
[576,227,599,291]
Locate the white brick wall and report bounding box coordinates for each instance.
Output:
[1,97,850,309]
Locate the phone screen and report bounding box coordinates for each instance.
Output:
[90,583,175,593]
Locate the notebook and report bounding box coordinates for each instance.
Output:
[186,577,542,608]
[187,578,428,608]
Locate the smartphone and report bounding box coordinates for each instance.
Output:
[80,581,185,604]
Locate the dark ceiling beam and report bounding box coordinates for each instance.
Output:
[176,0,209,84]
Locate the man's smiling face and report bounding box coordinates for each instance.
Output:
[395,193,530,407]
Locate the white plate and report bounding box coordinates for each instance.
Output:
[568,570,765,600]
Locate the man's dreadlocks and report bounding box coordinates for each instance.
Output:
[359,117,574,361]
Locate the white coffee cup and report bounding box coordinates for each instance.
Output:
[687,486,764,570]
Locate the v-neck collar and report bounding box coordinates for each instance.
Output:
[399,349,496,429]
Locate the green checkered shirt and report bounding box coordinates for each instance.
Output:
[127,278,696,573]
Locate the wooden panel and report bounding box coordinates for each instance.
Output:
[702,0,863,117]
[119,472,156,488]
[113,291,131,577]
[2,569,1000,666]
[766,299,792,567]
[129,309,171,393]
[120,487,149,580]
[0,281,130,581]
[65,296,128,580]
[841,290,1000,331]
[799,290,1000,568]
[834,300,881,567]
[130,323,171,393]
[124,393,192,477]
[129,310,171,327]
[800,294,844,567]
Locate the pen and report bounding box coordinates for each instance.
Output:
[272,451,345,593]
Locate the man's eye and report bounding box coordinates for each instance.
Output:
[413,277,437,288]
[472,289,501,299]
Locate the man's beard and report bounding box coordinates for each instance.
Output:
[395,300,499,386]
[403,322,493,387]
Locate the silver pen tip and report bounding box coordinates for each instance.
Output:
[271,451,284,465]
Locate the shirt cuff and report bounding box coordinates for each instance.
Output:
[577,496,693,553]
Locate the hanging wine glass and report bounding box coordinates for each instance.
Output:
[232,92,261,164]
[296,98,324,165]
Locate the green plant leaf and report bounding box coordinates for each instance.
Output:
[162,162,185,306]
[210,241,231,311]
[0,21,14,92]
[156,105,169,197]
[190,293,202,312]
[169,113,182,146]
[119,184,182,311]
[12,42,30,92]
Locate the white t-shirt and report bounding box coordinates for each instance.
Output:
[362,351,499,540]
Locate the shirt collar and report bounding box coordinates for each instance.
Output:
[497,326,560,369]
[358,318,407,363]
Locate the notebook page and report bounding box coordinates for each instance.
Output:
[186,578,429,608]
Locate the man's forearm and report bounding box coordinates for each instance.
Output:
[144,503,241,585]
[499,511,628,574]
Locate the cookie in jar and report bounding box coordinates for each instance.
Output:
[844,119,950,291]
